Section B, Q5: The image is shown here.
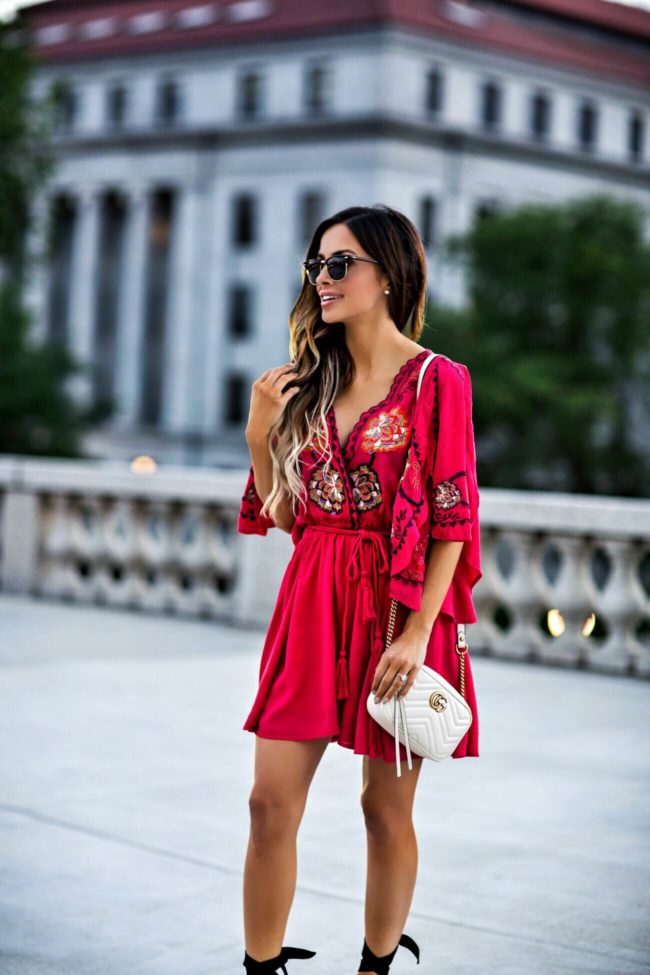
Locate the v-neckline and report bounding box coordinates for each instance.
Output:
[328,349,429,458]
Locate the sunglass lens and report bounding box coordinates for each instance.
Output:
[328,258,348,281]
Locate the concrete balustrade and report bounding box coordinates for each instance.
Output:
[1,455,648,676]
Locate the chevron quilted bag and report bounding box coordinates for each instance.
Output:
[366,351,473,776]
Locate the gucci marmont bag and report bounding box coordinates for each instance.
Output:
[366,352,473,776]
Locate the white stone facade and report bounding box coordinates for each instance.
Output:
[20,13,650,464]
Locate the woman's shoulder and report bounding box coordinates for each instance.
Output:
[419,352,469,401]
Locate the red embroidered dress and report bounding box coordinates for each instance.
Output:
[237,350,482,762]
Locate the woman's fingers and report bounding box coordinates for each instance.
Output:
[372,656,414,704]
[396,666,420,699]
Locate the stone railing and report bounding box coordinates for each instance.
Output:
[1,455,648,677]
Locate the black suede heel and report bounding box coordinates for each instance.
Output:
[357,932,420,974]
[243,944,316,974]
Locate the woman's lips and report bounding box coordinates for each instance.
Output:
[320,295,343,305]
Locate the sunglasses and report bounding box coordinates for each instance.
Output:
[302,254,381,286]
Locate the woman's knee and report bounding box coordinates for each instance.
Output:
[360,790,411,840]
[248,788,303,843]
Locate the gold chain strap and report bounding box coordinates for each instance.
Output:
[385,597,467,700]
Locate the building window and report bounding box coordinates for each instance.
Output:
[418,196,437,249]
[46,194,76,345]
[304,63,330,115]
[228,283,253,338]
[80,16,117,41]
[53,81,78,133]
[529,90,551,142]
[155,78,180,126]
[299,191,325,246]
[127,11,168,34]
[36,23,72,45]
[425,67,444,115]
[140,188,176,426]
[627,110,644,163]
[237,70,262,119]
[224,372,247,424]
[480,79,502,132]
[577,99,598,152]
[107,83,127,129]
[475,197,501,223]
[232,193,257,247]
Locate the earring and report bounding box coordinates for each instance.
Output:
[384,288,390,294]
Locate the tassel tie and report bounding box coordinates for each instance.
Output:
[335,529,390,701]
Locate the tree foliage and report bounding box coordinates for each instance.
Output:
[425,194,650,497]
[0,17,105,458]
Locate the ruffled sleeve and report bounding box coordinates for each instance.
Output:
[426,359,482,622]
[388,354,482,622]
[237,463,276,535]
[428,361,473,541]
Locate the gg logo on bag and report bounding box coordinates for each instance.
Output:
[429,692,448,712]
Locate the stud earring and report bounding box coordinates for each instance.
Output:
[384,288,390,294]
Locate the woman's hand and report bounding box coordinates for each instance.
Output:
[371,624,431,705]
[245,363,301,444]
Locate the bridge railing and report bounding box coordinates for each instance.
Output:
[1,455,648,676]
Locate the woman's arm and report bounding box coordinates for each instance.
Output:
[371,538,464,704]
[402,539,464,640]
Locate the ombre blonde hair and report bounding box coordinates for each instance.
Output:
[259,204,428,526]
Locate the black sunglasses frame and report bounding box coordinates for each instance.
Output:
[302,254,381,286]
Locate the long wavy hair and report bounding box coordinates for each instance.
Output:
[259,203,428,525]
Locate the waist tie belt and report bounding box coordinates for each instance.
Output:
[302,524,391,703]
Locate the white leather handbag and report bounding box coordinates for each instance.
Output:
[366,351,473,776]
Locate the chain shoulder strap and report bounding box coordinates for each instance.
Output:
[385,350,468,699]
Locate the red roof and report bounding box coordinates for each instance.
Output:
[17,0,650,88]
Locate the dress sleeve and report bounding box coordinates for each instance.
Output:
[237,463,276,535]
[427,361,475,542]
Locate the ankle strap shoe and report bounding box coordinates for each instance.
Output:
[243,944,316,974]
[358,932,420,974]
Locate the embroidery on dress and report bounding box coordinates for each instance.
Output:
[308,425,330,457]
[433,478,463,510]
[239,481,260,523]
[430,470,471,527]
[360,407,410,454]
[349,464,382,511]
[390,427,427,561]
[308,463,345,513]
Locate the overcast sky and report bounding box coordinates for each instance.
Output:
[2,0,650,24]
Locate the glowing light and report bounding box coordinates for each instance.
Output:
[547,608,565,637]
[582,613,596,637]
[130,455,157,475]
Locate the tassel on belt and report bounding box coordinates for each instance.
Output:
[301,524,391,702]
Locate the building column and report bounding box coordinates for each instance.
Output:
[68,185,101,404]
[439,142,472,308]
[201,174,225,440]
[164,180,209,436]
[22,190,51,346]
[114,184,150,427]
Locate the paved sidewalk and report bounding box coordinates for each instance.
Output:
[1,593,649,975]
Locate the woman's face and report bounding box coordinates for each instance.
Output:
[313,224,389,323]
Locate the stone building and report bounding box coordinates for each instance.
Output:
[15,0,650,465]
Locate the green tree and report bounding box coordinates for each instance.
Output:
[0,16,110,457]
[425,194,650,497]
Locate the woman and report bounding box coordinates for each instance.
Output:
[237,204,482,975]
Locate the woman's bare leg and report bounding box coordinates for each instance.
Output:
[243,735,331,962]
[357,754,424,974]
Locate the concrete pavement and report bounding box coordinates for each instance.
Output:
[1,593,649,975]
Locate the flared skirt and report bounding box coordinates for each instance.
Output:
[242,523,479,763]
